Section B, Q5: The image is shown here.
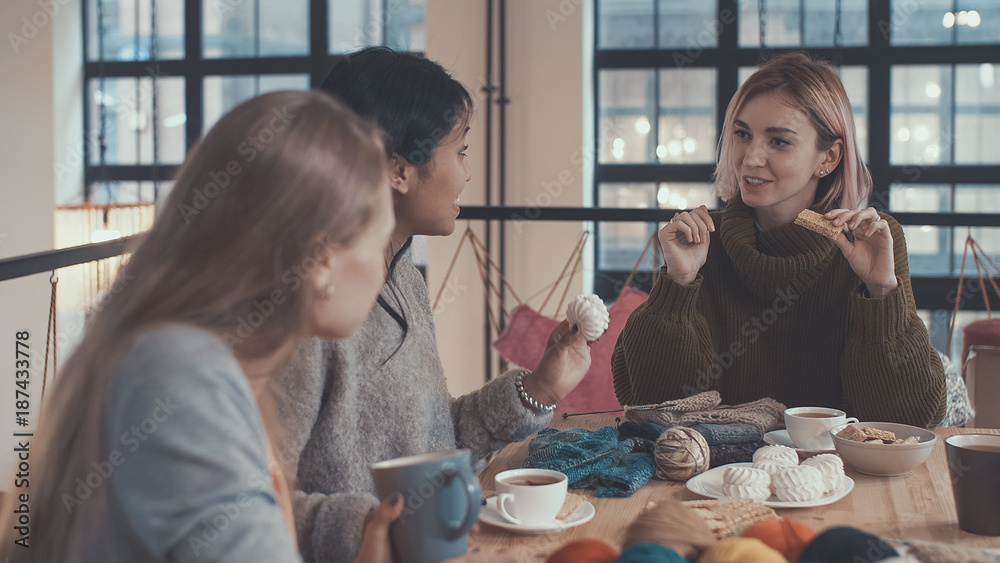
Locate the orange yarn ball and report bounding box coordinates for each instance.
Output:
[742,518,817,563]
[547,539,619,563]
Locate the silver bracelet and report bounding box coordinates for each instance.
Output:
[515,372,557,414]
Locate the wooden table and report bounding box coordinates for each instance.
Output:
[471,415,1000,559]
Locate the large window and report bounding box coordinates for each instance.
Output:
[593,0,1000,356]
[81,0,425,206]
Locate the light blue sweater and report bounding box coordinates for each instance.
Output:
[88,325,302,562]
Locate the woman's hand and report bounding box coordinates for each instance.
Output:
[826,207,898,298]
[521,321,592,407]
[355,493,404,563]
[658,205,715,286]
[442,551,517,562]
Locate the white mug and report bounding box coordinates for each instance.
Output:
[494,469,567,526]
[785,407,858,450]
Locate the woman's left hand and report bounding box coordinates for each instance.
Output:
[520,321,593,407]
[826,207,898,298]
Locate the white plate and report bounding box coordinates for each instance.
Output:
[764,429,836,457]
[478,496,595,534]
[686,462,854,508]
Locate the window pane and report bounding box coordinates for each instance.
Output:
[599,0,655,49]
[889,184,949,276]
[88,77,186,165]
[658,0,720,50]
[598,183,657,270]
[203,0,308,58]
[658,69,716,164]
[203,74,310,133]
[89,181,173,205]
[657,183,717,210]
[890,65,952,165]
[955,64,1000,164]
[889,184,1000,276]
[956,1,1000,44]
[599,70,655,163]
[88,0,185,61]
[891,0,998,45]
[739,0,868,47]
[953,185,1000,274]
[329,0,425,54]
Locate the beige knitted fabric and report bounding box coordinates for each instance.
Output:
[624,390,786,434]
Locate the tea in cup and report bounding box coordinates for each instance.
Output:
[494,469,567,526]
[785,407,858,450]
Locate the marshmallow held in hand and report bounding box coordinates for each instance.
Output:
[565,294,610,341]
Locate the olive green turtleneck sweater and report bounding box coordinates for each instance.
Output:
[611,199,946,429]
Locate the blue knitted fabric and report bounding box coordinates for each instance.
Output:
[521,426,655,497]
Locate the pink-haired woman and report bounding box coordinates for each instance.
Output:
[612,52,945,429]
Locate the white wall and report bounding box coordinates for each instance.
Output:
[0,0,80,481]
[424,0,587,396]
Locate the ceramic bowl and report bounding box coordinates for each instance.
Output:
[830,422,936,477]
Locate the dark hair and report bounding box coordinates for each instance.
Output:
[320,46,473,175]
[319,47,473,361]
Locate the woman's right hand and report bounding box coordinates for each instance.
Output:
[657,205,714,285]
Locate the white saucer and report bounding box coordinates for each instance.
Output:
[686,462,854,508]
[764,429,836,457]
[478,496,595,534]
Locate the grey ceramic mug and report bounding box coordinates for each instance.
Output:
[370,449,481,563]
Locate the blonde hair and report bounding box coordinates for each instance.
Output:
[0,90,388,562]
[713,51,872,211]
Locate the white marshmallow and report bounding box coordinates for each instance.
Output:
[565,294,610,341]
[772,465,826,502]
[801,454,845,494]
[721,466,772,501]
[752,445,799,466]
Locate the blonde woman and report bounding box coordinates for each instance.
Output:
[0,91,433,562]
[612,52,945,428]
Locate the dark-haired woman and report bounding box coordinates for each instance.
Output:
[270,48,592,562]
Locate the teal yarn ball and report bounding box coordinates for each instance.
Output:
[800,526,899,562]
[615,543,687,563]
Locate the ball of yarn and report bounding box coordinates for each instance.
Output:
[698,537,787,563]
[742,518,816,562]
[655,427,710,481]
[616,543,688,563]
[547,539,619,563]
[623,499,717,560]
[800,526,899,563]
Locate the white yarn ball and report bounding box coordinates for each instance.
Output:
[566,294,610,341]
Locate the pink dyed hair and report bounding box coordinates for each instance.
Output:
[712,52,872,211]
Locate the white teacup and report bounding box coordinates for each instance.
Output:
[785,407,858,450]
[494,469,567,526]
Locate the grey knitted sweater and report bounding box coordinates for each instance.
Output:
[270,255,552,563]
